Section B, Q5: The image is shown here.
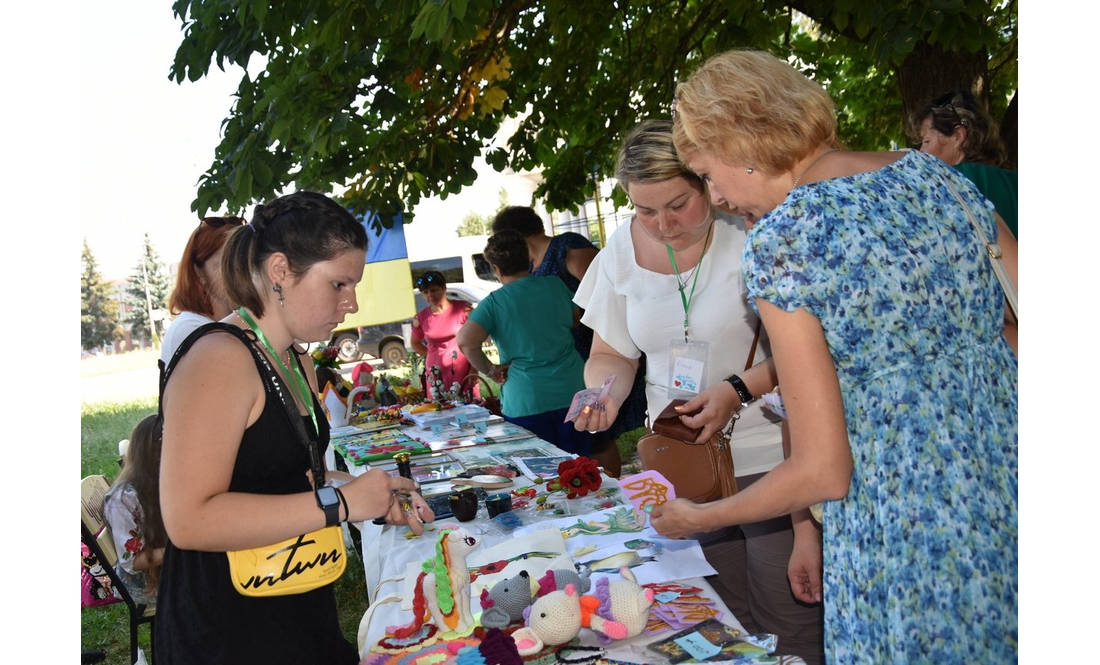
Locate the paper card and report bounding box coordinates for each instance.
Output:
[619,470,676,512]
[564,375,616,422]
[670,356,704,394]
[761,391,787,419]
[473,421,488,433]
[675,632,724,661]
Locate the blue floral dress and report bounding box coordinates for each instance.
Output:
[744,150,1017,662]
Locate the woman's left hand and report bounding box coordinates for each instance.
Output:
[676,382,740,443]
[648,498,710,539]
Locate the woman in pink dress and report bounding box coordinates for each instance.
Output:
[410,270,479,400]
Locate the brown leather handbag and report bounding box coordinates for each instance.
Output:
[636,399,738,503]
[636,320,762,504]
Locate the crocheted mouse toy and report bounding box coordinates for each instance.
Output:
[509,567,655,656]
[479,570,535,629]
[535,566,592,597]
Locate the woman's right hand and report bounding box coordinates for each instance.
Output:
[572,394,621,433]
[342,469,424,531]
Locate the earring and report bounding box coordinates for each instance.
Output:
[746,168,754,174]
[273,283,284,307]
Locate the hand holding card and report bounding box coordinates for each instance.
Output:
[564,375,617,423]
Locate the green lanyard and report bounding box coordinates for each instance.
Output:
[236,307,318,437]
[666,222,714,342]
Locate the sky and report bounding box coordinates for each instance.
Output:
[78,1,529,282]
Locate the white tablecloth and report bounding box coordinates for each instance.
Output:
[344,431,803,664]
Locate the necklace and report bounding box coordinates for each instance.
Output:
[792,148,838,188]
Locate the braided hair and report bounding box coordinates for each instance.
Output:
[222,191,368,316]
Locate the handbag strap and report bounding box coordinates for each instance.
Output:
[939,175,1019,319]
[159,322,327,490]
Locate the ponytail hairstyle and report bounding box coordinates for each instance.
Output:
[221,191,368,317]
[104,414,166,593]
[168,216,245,317]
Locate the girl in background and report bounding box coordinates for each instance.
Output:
[103,414,166,607]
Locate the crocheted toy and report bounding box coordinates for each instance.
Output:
[446,627,523,665]
[479,570,535,629]
[535,566,592,597]
[387,527,481,638]
[510,567,655,656]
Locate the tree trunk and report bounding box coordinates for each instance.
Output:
[895,41,989,138]
[1000,91,1018,170]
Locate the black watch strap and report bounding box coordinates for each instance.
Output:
[725,374,756,409]
[316,488,341,527]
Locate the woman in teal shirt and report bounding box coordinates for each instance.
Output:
[457,229,592,455]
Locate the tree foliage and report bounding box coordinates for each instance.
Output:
[170,0,1016,223]
[81,240,121,351]
[455,187,509,236]
[124,234,173,344]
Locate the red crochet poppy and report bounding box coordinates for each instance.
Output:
[555,457,603,499]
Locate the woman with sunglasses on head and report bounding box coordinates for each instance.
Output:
[156,191,433,664]
[409,270,478,400]
[910,90,1018,238]
[160,215,245,365]
[657,50,1017,662]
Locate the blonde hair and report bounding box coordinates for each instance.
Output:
[672,49,840,175]
[615,119,704,192]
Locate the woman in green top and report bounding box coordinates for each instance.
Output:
[910,89,1018,238]
[457,229,592,456]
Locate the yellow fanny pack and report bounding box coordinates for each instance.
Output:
[227,525,347,597]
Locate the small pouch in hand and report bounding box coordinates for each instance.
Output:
[651,399,704,443]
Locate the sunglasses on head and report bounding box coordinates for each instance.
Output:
[200,216,247,229]
[416,273,444,289]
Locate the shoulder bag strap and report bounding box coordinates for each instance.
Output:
[718,318,764,440]
[158,322,327,490]
[940,175,1019,319]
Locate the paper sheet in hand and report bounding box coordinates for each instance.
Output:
[564,375,616,422]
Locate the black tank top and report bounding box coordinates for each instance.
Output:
[155,327,358,664]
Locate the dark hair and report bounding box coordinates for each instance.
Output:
[416,270,447,290]
[483,229,530,277]
[908,90,1007,167]
[169,217,245,317]
[222,191,368,317]
[491,206,545,237]
[104,414,166,593]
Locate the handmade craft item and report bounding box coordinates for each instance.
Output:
[619,470,676,513]
[387,527,482,638]
[446,627,524,665]
[331,429,431,465]
[509,566,655,656]
[535,566,592,597]
[478,570,535,629]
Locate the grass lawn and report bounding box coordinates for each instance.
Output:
[80,353,642,663]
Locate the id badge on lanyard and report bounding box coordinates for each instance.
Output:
[664,224,714,399]
[667,338,710,398]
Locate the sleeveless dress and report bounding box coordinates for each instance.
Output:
[744,150,1017,662]
[154,329,359,664]
[536,233,648,439]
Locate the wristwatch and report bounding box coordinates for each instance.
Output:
[315,486,342,527]
[724,374,756,411]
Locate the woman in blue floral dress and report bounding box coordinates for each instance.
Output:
[649,50,1018,662]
